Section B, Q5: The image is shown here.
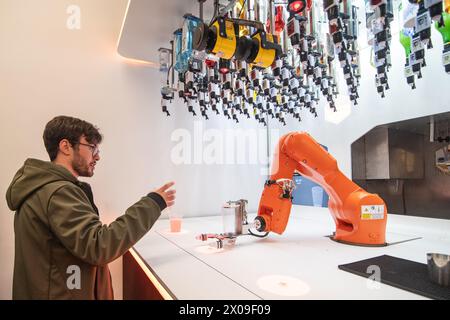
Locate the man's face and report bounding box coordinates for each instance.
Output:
[72,136,100,177]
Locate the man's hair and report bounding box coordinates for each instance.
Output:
[43,116,103,161]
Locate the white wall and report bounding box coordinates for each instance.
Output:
[1,0,449,301]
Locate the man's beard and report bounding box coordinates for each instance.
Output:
[72,152,93,177]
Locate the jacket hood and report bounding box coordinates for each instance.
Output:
[6,158,78,211]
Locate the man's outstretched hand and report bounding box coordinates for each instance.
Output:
[154,182,176,207]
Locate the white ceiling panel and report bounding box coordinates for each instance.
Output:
[117,0,215,63]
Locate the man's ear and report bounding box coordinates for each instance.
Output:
[58,139,72,156]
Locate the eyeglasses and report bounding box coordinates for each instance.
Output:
[77,142,100,157]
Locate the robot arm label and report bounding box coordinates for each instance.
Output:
[361,205,385,220]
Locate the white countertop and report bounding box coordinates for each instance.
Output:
[133,205,450,300]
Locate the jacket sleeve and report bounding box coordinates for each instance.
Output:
[47,184,162,266]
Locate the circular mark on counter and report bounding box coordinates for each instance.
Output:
[194,245,225,254]
[160,229,190,235]
[257,275,310,297]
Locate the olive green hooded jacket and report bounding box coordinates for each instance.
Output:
[6,158,164,300]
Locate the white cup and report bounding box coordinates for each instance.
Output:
[311,186,324,207]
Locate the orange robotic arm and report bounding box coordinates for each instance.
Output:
[255,132,387,246]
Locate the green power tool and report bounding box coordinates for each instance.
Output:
[436,12,450,73]
[400,28,416,89]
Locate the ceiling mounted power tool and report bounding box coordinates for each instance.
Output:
[287,0,307,15]
[193,17,238,60]
[234,30,282,69]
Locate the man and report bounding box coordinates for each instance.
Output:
[6,115,176,299]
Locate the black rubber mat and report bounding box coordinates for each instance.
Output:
[338,255,450,300]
